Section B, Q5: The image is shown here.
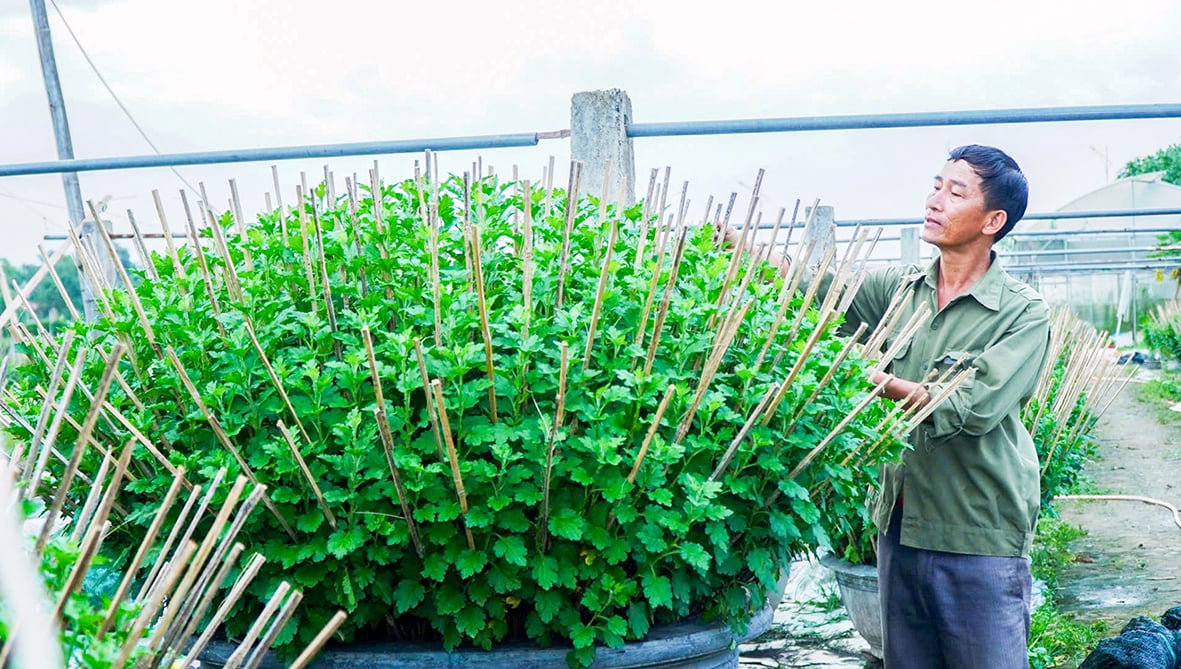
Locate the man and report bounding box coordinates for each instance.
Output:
[723,145,1050,667]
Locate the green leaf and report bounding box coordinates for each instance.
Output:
[533,555,560,590]
[570,622,596,649]
[392,579,425,614]
[535,588,564,623]
[296,511,325,534]
[641,572,672,609]
[325,526,365,559]
[493,535,528,566]
[549,508,586,541]
[456,604,487,638]
[422,553,449,581]
[456,549,488,578]
[680,541,711,572]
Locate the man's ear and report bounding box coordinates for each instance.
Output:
[982,210,1007,237]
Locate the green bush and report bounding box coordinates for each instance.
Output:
[1144,303,1181,362]
[3,173,906,665]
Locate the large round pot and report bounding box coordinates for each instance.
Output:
[198,596,776,669]
[819,552,883,659]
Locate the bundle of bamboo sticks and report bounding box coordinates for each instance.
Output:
[0,337,345,669]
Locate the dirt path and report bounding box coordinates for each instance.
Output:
[1056,379,1181,626]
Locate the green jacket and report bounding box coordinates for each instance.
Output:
[839,256,1051,558]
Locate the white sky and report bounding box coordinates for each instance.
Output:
[2,0,1181,265]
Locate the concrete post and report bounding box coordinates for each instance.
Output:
[900,226,921,265]
[570,89,635,206]
[803,205,835,268]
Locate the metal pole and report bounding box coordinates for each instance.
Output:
[28,0,84,226]
[28,0,109,323]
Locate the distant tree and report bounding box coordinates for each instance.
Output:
[1121,144,1181,295]
[1,258,83,331]
[1120,143,1181,185]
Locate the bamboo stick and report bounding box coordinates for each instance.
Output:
[520,179,535,342]
[156,542,246,669]
[632,168,659,271]
[430,197,443,347]
[289,610,348,669]
[760,307,840,423]
[199,187,244,303]
[98,465,186,638]
[147,475,249,653]
[276,420,336,529]
[626,384,676,485]
[137,474,211,605]
[241,319,314,446]
[180,190,226,331]
[543,155,555,218]
[363,326,424,556]
[540,343,569,551]
[751,238,814,373]
[709,382,780,482]
[224,581,293,669]
[555,161,583,309]
[430,379,475,550]
[35,343,124,554]
[114,540,198,668]
[88,201,161,353]
[469,224,499,422]
[295,183,320,312]
[642,227,690,375]
[786,374,893,481]
[69,452,110,543]
[165,347,295,539]
[20,329,75,483]
[176,552,267,669]
[345,177,371,298]
[674,301,753,444]
[583,216,620,372]
[36,244,81,320]
[413,338,446,462]
[152,190,188,294]
[80,437,135,544]
[241,589,304,669]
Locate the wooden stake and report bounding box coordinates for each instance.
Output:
[626,384,676,485]
[176,552,267,669]
[413,338,446,462]
[363,326,424,556]
[277,420,336,529]
[469,224,499,422]
[709,382,780,482]
[98,465,186,639]
[555,161,582,309]
[643,226,690,375]
[583,216,619,372]
[35,343,125,554]
[137,475,211,603]
[165,347,296,539]
[540,342,569,551]
[114,540,197,668]
[223,581,292,669]
[289,610,348,669]
[430,379,475,550]
[241,589,304,669]
[241,319,314,446]
[36,244,81,320]
[521,180,534,341]
[152,190,188,295]
[179,190,226,332]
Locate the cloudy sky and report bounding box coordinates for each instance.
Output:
[2,0,1181,265]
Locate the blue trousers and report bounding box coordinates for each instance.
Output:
[877,508,1032,669]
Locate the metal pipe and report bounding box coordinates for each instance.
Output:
[837,207,1181,228]
[27,0,84,225]
[0,132,552,177]
[1005,246,1160,259]
[627,103,1181,138]
[1003,261,1177,272]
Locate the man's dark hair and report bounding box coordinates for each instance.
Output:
[948,144,1028,243]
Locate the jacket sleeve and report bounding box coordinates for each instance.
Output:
[924,299,1052,440]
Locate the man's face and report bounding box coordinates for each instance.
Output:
[922,159,1004,249]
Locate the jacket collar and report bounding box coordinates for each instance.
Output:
[904,252,1005,312]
